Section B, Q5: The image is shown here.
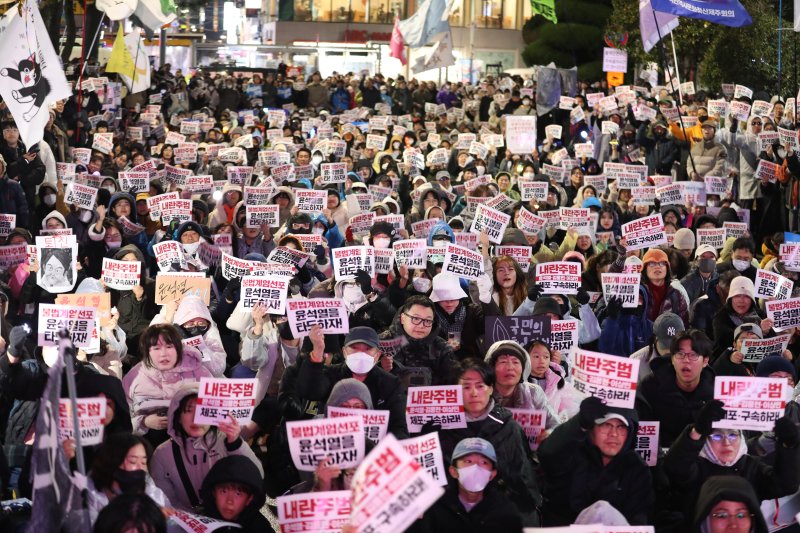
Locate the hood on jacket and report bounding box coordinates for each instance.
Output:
[42,210,68,230]
[501,228,529,246]
[589,406,639,453]
[113,244,145,263]
[166,382,201,442]
[427,220,455,246]
[200,455,266,522]
[692,476,768,533]
[174,295,213,326]
[108,192,139,223]
[415,184,443,216]
[273,186,296,208]
[75,277,105,294]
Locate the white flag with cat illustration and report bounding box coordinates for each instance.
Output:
[0,0,72,148]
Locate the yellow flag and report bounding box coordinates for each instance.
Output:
[105,31,134,74]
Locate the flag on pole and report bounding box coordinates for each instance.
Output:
[650,0,751,27]
[120,31,151,94]
[398,0,450,48]
[530,0,558,24]
[389,17,407,65]
[411,31,455,74]
[0,0,72,148]
[105,31,136,75]
[639,0,679,53]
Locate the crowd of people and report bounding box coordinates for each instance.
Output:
[0,62,800,532]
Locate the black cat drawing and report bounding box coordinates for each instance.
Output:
[0,55,51,122]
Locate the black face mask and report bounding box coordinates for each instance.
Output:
[113,469,146,494]
[697,115,708,123]
[182,325,209,338]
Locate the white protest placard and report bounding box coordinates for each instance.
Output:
[758,131,780,152]
[603,47,628,72]
[245,205,279,228]
[469,204,510,244]
[267,246,309,270]
[495,245,532,273]
[756,159,780,183]
[0,243,26,270]
[38,304,96,348]
[287,298,349,338]
[547,318,580,353]
[441,243,484,281]
[734,84,753,100]
[328,407,390,444]
[656,183,683,206]
[740,335,791,364]
[571,349,639,408]
[65,183,98,210]
[780,243,800,272]
[320,162,348,184]
[332,246,375,279]
[174,143,198,165]
[366,134,386,151]
[58,397,106,446]
[118,171,149,193]
[766,297,800,331]
[91,132,114,154]
[0,214,15,238]
[705,176,729,196]
[632,186,656,206]
[755,269,793,300]
[392,239,428,269]
[374,248,395,275]
[779,127,799,151]
[505,115,537,155]
[601,272,641,308]
[277,491,352,533]
[621,214,666,251]
[545,124,563,139]
[559,96,575,110]
[36,235,78,293]
[101,258,141,291]
[574,142,594,159]
[729,101,752,122]
[635,421,660,467]
[226,165,253,186]
[536,261,581,295]
[219,147,246,164]
[154,274,212,305]
[508,408,547,451]
[516,207,546,234]
[697,227,726,250]
[400,432,447,486]
[349,213,376,236]
[169,509,241,533]
[240,275,290,314]
[286,416,364,472]
[558,207,593,231]
[713,376,788,431]
[349,434,444,533]
[152,240,186,272]
[405,385,466,433]
[294,188,327,213]
[159,198,192,225]
[601,121,620,135]
[194,377,258,425]
[723,222,748,241]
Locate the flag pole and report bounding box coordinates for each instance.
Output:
[59,330,87,477]
[79,13,106,79]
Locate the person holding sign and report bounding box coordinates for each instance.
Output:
[198,455,271,532]
[150,383,262,512]
[664,399,800,530]
[712,323,783,378]
[409,438,524,533]
[711,276,769,359]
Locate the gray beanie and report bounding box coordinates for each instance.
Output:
[327,378,373,409]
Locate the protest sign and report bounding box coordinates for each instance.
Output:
[332,246,375,279]
[704,176,729,196]
[516,207,546,234]
[152,240,186,272]
[268,246,309,270]
[755,269,793,300]
[603,47,628,72]
[494,245,531,273]
[92,132,114,154]
[146,192,179,221]
[571,349,639,408]
[392,239,427,269]
[155,273,212,305]
[294,189,327,213]
[38,304,96,348]
[779,127,799,151]
[246,205,279,228]
[780,243,800,272]
[168,509,240,533]
[740,335,791,364]
[621,214,666,251]
[328,407,390,444]
[758,131,780,152]
[601,273,641,307]
[400,433,447,486]
[406,386,467,433]
[240,275,291,313]
[249,261,296,278]
[349,434,444,533]
[118,171,149,193]
[558,207,592,231]
[0,214,15,238]
[714,376,788,431]
[58,397,106,446]
[159,198,192,225]
[632,186,656,206]
[635,421,660,467]
[349,213,376,236]
[483,315,552,347]
[656,183,683,206]
[766,297,800,331]
[441,243,484,281]
[101,258,141,290]
[194,377,258,425]
[723,222,748,241]
[470,204,510,244]
[755,159,780,183]
[519,179,548,202]
[505,115,537,154]
[64,183,98,210]
[286,416,364,471]
[347,193,374,217]
[536,261,581,295]
[509,409,546,451]
[320,162,347,184]
[374,248,395,275]
[277,491,352,533]
[36,235,78,293]
[0,243,26,269]
[287,298,349,337]
[697,228,726,250]
[271,164,296,182]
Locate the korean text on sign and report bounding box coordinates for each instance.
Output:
[277,490,352,533]
[405,385,466,433]
[621,214,667,251]
[286,415,364,471]
[713,376,789,431]
[536,261,581,295]
[400,432,447,486]
[571,349,640,409]
[194,377,258,425]
[286,298,349,338]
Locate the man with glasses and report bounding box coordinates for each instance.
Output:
[636,329,716,447]
[538,396,653,525]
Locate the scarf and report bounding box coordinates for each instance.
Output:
[434,301,467,335]
[699,430,747,467]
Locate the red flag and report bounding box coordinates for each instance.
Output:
[389,17,407,66]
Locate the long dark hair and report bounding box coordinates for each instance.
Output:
[93,493,166,533]
[89,434,153,492]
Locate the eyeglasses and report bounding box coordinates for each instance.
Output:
[647,261,669,268]
[596,422,628,435]
[403,312,434,327]
[751,121,762,126]
[711,511,753,521]
[709,432,740,443]
[673,351,702,362]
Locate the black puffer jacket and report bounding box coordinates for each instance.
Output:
[636,356,716,447]
[692,476,768,532]
[200,455,274,532]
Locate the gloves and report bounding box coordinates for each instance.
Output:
[222,277,242,303]
[576,287,590,306]
[355,269,373,295]
[313,245,327,265]
[774,417,800,448]
[277,321,295,341]
[694,399,726,436]
[7,326,28,357]
[420,420,442,435]
[579,396,610,430]
[527,283,543,302]
[605,296,622,319]
[614,243,627,257]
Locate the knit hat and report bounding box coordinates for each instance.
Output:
[756,355,797,381]
[369,221,396,239]
[7,325,28,358]
[485,340,528,373]
[673,228,696,251]
[727,276,755,300]
[642,248,669,266]
[533,296,562,318]
[327,378,374,409]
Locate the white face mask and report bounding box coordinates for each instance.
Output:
[345,351,375,375]
[44,194,56,206]
[80,209,93,223]
[373,237,391,249]
[412,277,431,293]
[312,155,323,166]
[732,259,750,272]
[105,238,122,249]
[342,283,365,305]
[312,227,325,235]
[522,172,534,179]
[104,185,116,193]
[457,464,493,492]
[182,241,201,255]
[476,165,486,176]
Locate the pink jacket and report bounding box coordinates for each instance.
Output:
[540,363,583,423]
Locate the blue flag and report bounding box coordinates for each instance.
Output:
[650,0,752,27]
